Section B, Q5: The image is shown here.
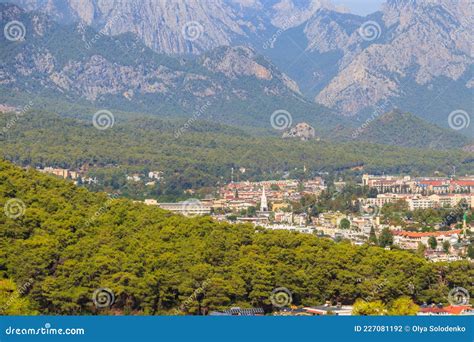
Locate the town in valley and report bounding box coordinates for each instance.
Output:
[37,165,474,264]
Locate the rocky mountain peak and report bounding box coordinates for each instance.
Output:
[203,46,266,76]
[315,0,473,117]
[202,45,301,93]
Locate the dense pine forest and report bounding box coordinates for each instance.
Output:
[0,160,472,315]
[1,111,472,200]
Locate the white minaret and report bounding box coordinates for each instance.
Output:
[260,186,268,212]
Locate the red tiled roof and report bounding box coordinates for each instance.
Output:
[452,180,474,187]
[443,305,473,315]
[418,180,447,186]
[394,230,462,238]
[419,305,473,315]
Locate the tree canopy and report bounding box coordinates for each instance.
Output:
[0,160,472,315]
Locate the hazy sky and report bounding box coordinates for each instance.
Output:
[332,0,385,15]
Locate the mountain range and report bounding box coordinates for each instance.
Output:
[4,0,472,130]
[1,2,352,132]
[0,0,472,144]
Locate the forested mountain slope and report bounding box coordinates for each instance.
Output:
[351,111,471,149]
[1,111,472,198]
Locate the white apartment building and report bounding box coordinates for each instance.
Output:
[157,201,211,216]
[407,194,473,211]
[360,194,473,211]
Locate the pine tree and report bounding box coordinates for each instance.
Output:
[378,227,393,247]
[369,226,378,245]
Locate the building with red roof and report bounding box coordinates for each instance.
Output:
[418,304,474,315]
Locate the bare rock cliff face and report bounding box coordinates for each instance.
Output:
[9,0,350,54]
[315,0,473,114]
[10,0,251,53]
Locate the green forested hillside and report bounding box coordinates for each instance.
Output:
[0,160,472,315]
[352,111,470,149]
[1,111,472,200]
